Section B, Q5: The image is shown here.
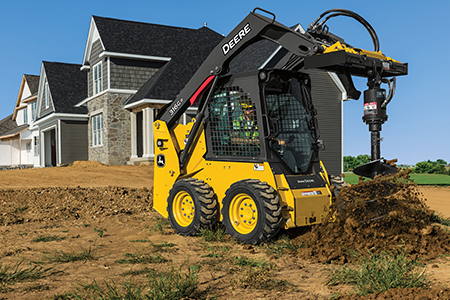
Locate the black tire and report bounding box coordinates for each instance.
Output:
[221,179,282,244]
[167,178,217,236]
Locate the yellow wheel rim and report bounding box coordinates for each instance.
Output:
[229,193,258,235]
[172,191,195,227]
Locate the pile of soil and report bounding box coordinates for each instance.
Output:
[0,186,153,226]
[292,170,450,264]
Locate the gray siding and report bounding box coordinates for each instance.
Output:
[39,79,55,118]
[109,58,164,90]
[307,70,343,175]
[60,120,88,164]
[88,40,105,97]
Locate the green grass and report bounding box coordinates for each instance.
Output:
[343,172,450,185]
[199,225,227,242]
[32,235,66,243]
[326,249,429,296]
[65,265,199,300]
[42,247,98,263]
[150,216,172,235]
[0,260,56,287]
[116,252,168,264]
[263,235,304,259]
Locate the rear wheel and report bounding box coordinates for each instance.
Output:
[167,178,217,236]
[222,179,282,244]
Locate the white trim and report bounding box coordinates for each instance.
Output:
[107,57,111,90]
[90,108,103,116]
[99,51,171,62]
[82,17,106,66]
[80,65,91,71]
[58,119,62,164]
[33,113,89,127]
[328,73,348,101]
[75,89,137,107]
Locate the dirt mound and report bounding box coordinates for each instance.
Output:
[70,160,106,168]
[292,170,450,264]
[0,186,153,225]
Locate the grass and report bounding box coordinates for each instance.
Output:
[0,260,56,287]
[430,213,450,227]
[93,227,106,237]
[231,265,292,291]
[32,235,66,243]
[344,172,450,185]
[42,246,98,263]
[13,205,29,214]
[150,217,172,235]
[116,251,168,264]
[263,235,304,259]
[199,225,227,242]
[233,256,274,269]
[64,265,199,300]
[326,248,429,296]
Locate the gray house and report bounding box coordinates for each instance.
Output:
[31,61,88,167]
[76,16,223,165]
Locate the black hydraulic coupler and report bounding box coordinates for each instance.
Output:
[353,80,398,179]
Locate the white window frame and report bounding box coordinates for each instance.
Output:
[45,81,49,108]
[34,136,40,156]
[93,62,103,95]
[23,107,28,124]
[91,113,103,147]
[31,102,36,121]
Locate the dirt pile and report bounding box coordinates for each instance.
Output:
[292,170,450,264]
[0,186,153,225]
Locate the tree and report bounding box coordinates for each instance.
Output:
[343,154,371,172]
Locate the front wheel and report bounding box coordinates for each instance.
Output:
[167,178,217,236]
[222,179,282,244]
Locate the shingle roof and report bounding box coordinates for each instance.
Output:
[24,74,40,96]
[93,16,221,58]
[42,62,88,115]
[125,25,223,103]
[0,114,27,138]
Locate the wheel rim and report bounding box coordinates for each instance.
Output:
[172,191,195,227]
[229,193,258,234]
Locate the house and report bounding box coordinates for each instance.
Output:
[76,16,223,165]
[31,61,88,167]
[0,74,39,168]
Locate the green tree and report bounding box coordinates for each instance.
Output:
[343,155,371,172]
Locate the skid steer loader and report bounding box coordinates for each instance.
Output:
[152,8,408,244]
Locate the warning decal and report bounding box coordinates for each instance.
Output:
[364,102,377,115]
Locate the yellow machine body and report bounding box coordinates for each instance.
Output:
[153,119,333,229]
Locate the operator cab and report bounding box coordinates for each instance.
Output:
[204,69,322,175]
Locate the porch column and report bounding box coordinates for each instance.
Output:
[147,108,154,158]
[130,112,137,159]
[142,108,149,158]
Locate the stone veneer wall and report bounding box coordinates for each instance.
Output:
[87,93,131,165]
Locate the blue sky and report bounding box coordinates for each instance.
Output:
[1,0,448,165]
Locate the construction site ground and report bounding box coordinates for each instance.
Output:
[0,161,449,299]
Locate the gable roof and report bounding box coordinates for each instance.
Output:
[125,26,223,105]
[12,74,40,121]
[24,74,40,96]
[0,114,28,140]
[37,62,88,119]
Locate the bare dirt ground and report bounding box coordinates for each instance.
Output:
[0,161,449,299]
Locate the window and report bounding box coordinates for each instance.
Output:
[23,107,28,124]
[45,81,49,108]
[208,87,260,158]
[92,113,103,146]
[26,142,31,153]
[93,62,103,95]
[34,137,40,156]
[31,102,36,121]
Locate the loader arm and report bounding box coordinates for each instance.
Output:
[158,8,323,129]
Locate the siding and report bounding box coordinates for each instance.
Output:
[60,120,88,164]
[109,58,164,90]
[39,80,55,118]
[88,40,105,97]
[307,70,343,175]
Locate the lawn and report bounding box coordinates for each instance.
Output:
[343,172,450,185]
